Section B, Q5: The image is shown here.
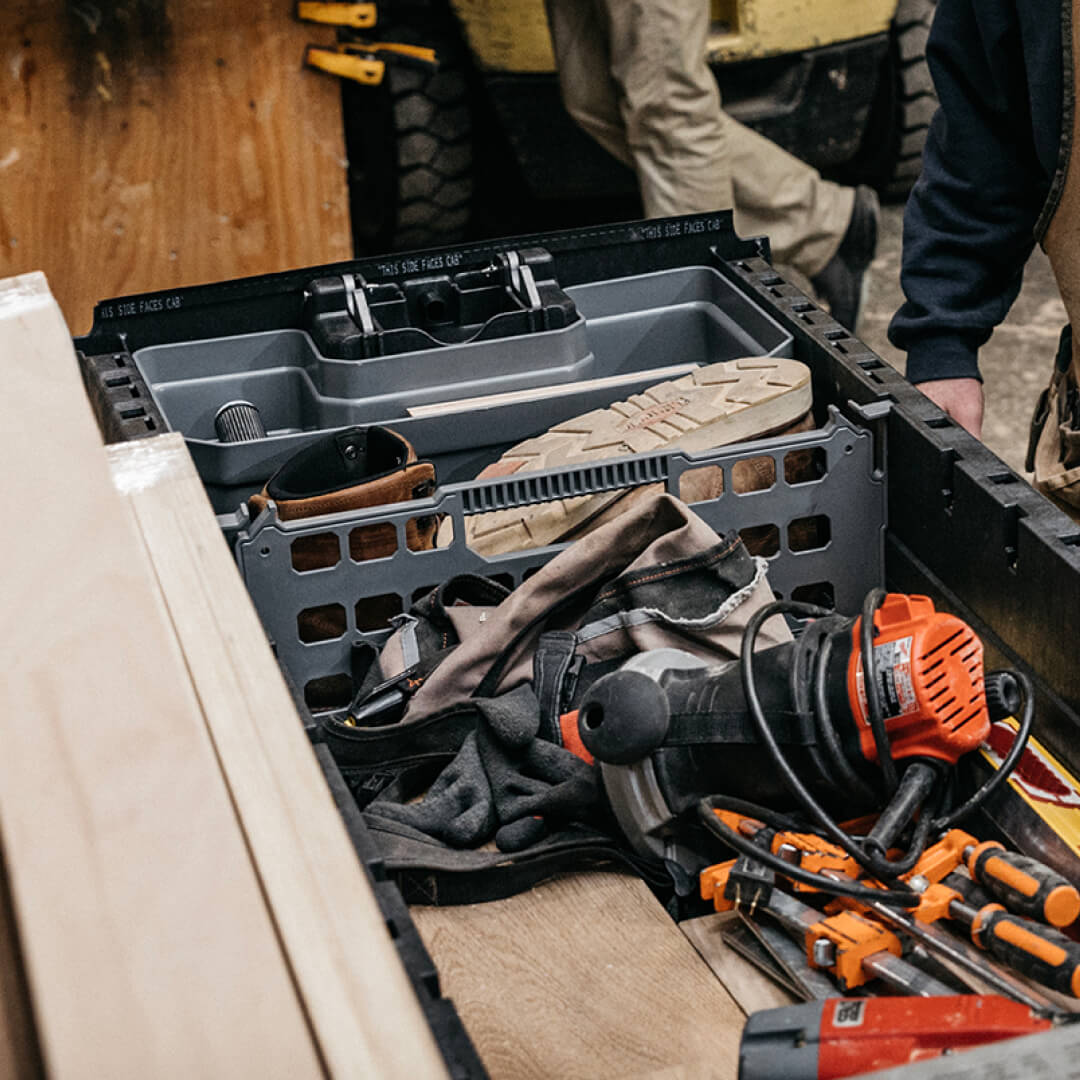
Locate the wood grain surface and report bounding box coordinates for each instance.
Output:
[413,872,747,1080]
[0,272,323,1078]
[680,913,797,1017]
[108,431,449,1080]
[0,1,351,334]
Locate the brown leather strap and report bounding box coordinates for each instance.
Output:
[248,425,440,556]
[1045,2,1080,341]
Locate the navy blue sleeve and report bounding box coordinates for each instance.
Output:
[888,0,1048,383]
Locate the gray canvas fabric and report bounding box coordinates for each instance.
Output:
[398,493,790,724]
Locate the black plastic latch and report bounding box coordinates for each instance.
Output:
[303,245,577,360]
[342,272,376,336]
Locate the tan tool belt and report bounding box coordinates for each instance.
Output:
[1028,326,1080,514]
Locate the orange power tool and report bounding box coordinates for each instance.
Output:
[579,590,1033,890]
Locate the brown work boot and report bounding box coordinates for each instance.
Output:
[455,357,813,556]
[250,425,439,573]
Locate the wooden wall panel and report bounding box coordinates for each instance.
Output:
[0,1,351,334]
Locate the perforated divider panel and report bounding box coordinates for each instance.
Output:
[235,407,885,712]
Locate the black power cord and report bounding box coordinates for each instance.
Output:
[704,594,1037,900]
[696,794,919,906]
[931,668,1034,831]
[859,588,899,795]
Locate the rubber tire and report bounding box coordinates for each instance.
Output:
[344,20,474,255]
[847,0,938,201]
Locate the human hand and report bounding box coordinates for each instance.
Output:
[914,378,984,438]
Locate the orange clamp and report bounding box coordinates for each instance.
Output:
[808,911,902,990]
[700,859,737,911]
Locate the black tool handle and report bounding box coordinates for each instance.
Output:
[863,760,940,863]
[971,906,1080,997]
[968,842,1080,928]
[859,760,937,868]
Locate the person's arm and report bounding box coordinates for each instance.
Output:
[915,378,984,436]
[888,0,1050,434]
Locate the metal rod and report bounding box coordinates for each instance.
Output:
[861,950,953,998]
[862,897,1055,1011]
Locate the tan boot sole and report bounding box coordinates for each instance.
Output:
[459,356,813,556]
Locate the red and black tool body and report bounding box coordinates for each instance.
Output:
[738,995,1053,1080]
[580,594,989,806]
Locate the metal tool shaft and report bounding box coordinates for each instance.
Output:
[764,890,953,997]
[862,896,1055,1011]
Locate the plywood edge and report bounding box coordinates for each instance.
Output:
[680,913,797,1017]
[107,432,448,1080]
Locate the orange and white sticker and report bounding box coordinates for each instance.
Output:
[980,717,1080,858]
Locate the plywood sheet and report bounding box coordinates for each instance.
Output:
[0,1,351,334]
[413,872,746,1080]
[0,271,323,1078]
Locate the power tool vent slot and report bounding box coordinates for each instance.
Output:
[918,626,986,733]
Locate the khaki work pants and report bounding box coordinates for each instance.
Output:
[544,0,854,277]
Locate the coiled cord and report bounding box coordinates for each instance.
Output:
[702,593,1036,899]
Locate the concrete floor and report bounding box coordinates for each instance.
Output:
[851,203,1065,478]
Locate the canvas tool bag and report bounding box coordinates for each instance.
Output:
[321,492,790,904]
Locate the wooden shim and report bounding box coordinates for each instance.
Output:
[406,364,701,417]
[107,430,448,1080]
[680,914,798,1017]
[0,271,323,1076]
[413,872,746,1080]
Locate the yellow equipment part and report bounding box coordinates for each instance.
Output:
[447,0,896,75]
[981,716,1080,864]
[304,41,438,86]
[305,46,385,84]
[296,1,377,29]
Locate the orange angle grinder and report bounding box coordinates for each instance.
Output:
[575,590,1033,891]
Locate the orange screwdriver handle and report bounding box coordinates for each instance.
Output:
[968,841,1080,928]
[971,906,1080,997]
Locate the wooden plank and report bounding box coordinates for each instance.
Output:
[413,872,746,1080]
[106,431,448,1080]
[406,364,701,417]
[680,914,798,1017]
[1,1,352,335]
[0,272,322,1078]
